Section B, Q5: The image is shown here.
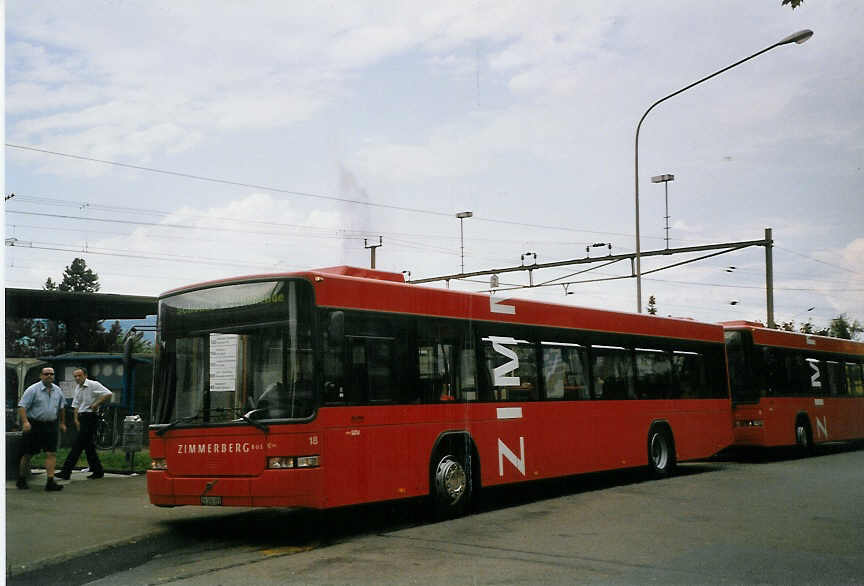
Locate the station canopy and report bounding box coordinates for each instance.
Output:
[5,288,157,321]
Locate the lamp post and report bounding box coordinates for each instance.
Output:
[634,29,813,313]
[456,211,473,274]
[651,174,675,249]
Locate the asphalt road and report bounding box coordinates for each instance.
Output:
[86,445,864,584]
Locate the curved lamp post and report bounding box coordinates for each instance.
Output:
[634,29,813,313]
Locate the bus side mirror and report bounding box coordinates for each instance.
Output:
[328,311,344,341]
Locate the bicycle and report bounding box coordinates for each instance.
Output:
[94,405,121,450]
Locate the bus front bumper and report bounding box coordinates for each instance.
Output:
[147,469,323,508]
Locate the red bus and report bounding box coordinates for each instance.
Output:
[147,266,733,516]
[723,321,864,450]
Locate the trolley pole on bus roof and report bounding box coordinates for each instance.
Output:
[364,236,383,269]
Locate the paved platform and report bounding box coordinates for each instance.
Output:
[5,468,251,581]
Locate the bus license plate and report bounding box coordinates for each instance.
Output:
[200,496,222,506]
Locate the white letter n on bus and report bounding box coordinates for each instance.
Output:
[498,437,526,477]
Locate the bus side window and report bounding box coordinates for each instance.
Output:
[826,361,846,396]
[672,351,706,399]
[804,357,825,396]
[322,310,345,404]
[634,349,671,400]
[541,342,589,401]
[764,348,800,396]
[346,336,396,404]
[417,319,476,402]
[846,363,864,397]
[591,346,636,400]
[418,342,456,402]
[481,335,538,402]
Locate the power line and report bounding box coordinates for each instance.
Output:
[6,143,670,240]
[12,193,629,249]
[776,245,863,275]
[5,241,293,270]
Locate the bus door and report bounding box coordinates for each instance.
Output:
[321,328,425,506]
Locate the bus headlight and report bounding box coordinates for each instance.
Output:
[296,455,320,468]
[267,455,320,469]
[267,457,295,469]
[150,458,167,470]
[735,419,764,427]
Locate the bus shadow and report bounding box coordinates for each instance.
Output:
[158,463,724,551]
[714,440,864,464]
[474,462,719,514]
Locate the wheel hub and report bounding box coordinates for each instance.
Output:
[436,457,466,504]
[651,434,668,469]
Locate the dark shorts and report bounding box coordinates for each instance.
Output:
[22,420,59,455]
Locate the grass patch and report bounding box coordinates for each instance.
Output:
[28,447,151,473]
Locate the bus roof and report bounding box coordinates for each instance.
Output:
[162,266,725,344]
[720,321,864,356]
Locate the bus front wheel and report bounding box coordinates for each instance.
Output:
[431,453,470,519]
[648,426,676,478]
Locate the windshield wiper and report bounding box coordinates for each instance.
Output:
[237,409,270,433]
[155,412,203,436]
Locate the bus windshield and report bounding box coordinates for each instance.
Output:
[152,279,314,425]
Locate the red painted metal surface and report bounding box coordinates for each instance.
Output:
[149,268,734,510]
[724,322,864,447]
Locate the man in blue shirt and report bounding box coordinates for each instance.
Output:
[17,366,67,491]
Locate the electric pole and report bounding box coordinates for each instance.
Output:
[364,237,383,269]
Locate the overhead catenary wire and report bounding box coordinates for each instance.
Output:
[6,144,671,241]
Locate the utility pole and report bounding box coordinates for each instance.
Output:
[364,237,383,269]
[651,174,674,250]
[765,227,775,329]
[456,211,473,274]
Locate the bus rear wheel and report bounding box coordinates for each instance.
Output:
[648,427,676,478]
[431,453,471,519]
[795,418,814,456]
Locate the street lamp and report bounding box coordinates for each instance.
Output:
[651,174,675,249]
[634,29,813,313]
[456,211,473,274]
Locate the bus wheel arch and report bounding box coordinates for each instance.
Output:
[795,413,814,455]
[429,431,479,519]
[647,421,677,478]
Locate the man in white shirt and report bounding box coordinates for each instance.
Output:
[55,367,113,480]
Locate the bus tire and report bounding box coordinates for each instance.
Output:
[795,417,814,456]
[430,448,472,520]
[647,425,676,478]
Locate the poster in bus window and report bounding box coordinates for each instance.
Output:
[209,333,239,392]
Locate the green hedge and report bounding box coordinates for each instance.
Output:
[28,447,151,473]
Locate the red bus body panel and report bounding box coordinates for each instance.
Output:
[148,399,732,509]
[149,268,733,509]
[722,322,864,447]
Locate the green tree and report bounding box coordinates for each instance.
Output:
[58,257,101,293]
[646,295,658,315]
[828,314,863,341]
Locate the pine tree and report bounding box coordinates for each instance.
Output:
[646,295,658,315]
[58,258,101,293]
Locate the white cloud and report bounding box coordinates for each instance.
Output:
[5,1,863,326]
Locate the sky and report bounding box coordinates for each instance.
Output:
[4,0,863,329]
